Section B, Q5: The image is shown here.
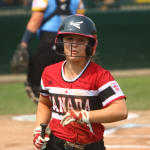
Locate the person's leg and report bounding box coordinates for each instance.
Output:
[25,32,65,103]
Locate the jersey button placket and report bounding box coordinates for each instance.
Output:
[69,82,77,140]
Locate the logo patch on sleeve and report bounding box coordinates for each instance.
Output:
[111,81,120,93]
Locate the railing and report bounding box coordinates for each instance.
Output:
[0,6,31,16]
[1,1,150,13]
[84,0,150,11]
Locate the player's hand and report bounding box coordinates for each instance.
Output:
[33,126,50,150]
[10,44,29,73]
[61,109,89,126]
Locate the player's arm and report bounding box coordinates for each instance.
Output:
[61,98,128,126]
[10,0,47,73]
[33,94,52,149]
[89,98,128,123]
[10,12,43,73]
[26,11,44,33]
[76,0,85,15]
[21,11,44,48]
[35,94,52,126]
[11,11,44,73]
[21,0,48,47]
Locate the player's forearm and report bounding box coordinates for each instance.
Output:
[20,12,44,47]
[36,102,52,126]
[26,21,40,33]
[36,95,52,126]
[89,99,128,123]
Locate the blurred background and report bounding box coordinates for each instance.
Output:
[0,0,150,115]
[0,2,150,149]
[0,0,150,74]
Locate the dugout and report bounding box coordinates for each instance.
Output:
[0,5,150,74]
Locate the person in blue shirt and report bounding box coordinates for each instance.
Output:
[17,0,85,103]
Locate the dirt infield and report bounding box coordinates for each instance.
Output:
[104,110,150,150]
[0,110,150,150]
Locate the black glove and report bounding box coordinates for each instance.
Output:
[10,44,29,73]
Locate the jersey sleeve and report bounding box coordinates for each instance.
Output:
[32,0,48,12]
[97,70,126,108]
[40,67,49,97]
[76,0,85,14]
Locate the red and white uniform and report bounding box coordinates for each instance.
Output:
[40,60,126,144]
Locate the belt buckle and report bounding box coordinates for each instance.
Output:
[64,141,74,150]
[64,141,84,150]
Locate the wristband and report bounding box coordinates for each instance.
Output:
[21,29,34,44]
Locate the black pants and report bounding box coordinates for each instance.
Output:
[44,134,106,150]
[27,31,65,97]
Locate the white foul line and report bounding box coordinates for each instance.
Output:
[105,134,150,138]
[104,123,150,135]
[106,145,150,149]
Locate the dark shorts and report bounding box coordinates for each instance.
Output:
[44,134,106,150]
[27,31,65,97]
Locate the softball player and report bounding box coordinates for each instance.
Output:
[12,0,85,103]
[33,14,128,150]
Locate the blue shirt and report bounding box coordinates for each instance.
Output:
[32,0,84,33]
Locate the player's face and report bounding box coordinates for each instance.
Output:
[63,34,89,61]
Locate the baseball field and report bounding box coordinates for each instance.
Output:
[0,69,150,150]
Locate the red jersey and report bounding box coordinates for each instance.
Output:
[40,60,126,144]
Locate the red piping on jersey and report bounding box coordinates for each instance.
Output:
[103,96,126,108]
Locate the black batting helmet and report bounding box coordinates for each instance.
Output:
[55,14,98,57]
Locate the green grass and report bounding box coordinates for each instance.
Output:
[0,82,37,115]
[0,75,150,115]
[116,76,150,110]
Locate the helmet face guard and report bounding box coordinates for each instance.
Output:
[55,14,98,57]
[56,40,93,58]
